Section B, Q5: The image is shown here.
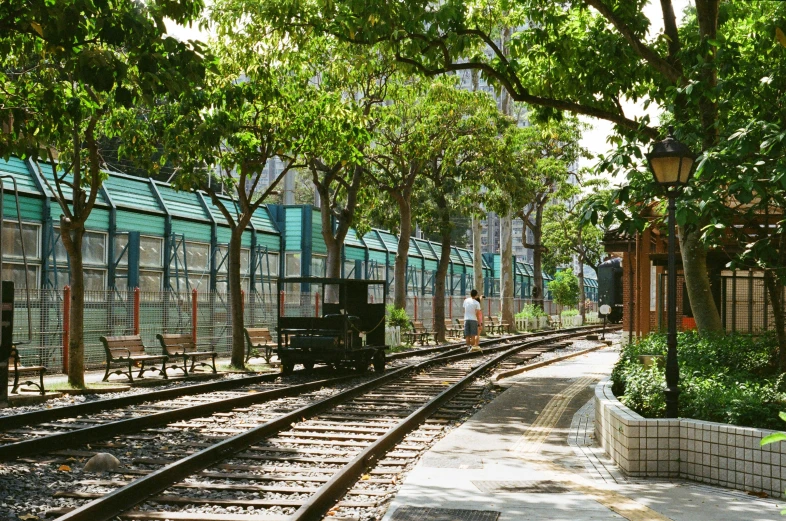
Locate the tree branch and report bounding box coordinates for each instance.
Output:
[582,0,682,83]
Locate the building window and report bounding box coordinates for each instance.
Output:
[285,253,301,277]
[54,228,107,291]
[311,255,326,278]
[1,221,41,290]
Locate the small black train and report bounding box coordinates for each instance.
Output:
[598,257,623,324]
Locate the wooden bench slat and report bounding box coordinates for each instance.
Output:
[101,335,168,383]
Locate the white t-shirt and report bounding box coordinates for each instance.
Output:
[463,297,481,322]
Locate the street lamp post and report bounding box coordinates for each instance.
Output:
[646,126,696,419]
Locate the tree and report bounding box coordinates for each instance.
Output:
[412,81,504,342]
[301,43,391,292]
[496,117,586,311]
[0,0,206,386]
[364,79,435,310]
[548,269,580,310]
[151,32,350,368]
[543,181,606,321]
[257,0,781,335]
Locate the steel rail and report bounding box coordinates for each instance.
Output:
[54,327,606,521]
[290,328,602,520]
[1,324,603,432]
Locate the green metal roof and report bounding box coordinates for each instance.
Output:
[362,229,386,252]
[458,249,473,265]
[0,157,41,196]
[38,163,108,207]
[408,238,423,261]
[153,181,210,221]
[102,174,162,213]
[374,229,398,252]
[414,238,437,261]
[344,228,366,249]
[250,205,279,235]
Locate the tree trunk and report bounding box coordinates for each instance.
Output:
[679,227,723,333]
[763,271,786,371]
[578,261,586,322]
[500,212,515,327]
[63,222,86,388]
[228,226,246,369]
[532,206,544,311]
[472,215,483,294]
[394,198,412,310]
[433,207,452,343]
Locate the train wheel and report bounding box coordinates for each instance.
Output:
[355,359,369,373]
[281,361,294,375]
[302,362,314,371]
[373,351,385,374]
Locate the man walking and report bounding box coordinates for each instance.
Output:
[463,290,481,352]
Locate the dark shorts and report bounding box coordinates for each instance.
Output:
[464,320,478,337]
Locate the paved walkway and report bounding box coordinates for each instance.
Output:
[382,347,783,521]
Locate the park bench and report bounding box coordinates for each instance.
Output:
[444,319,460,338]
[491,316,510,334]
[483,316,499,335]
[404,320,432,345]
[8,345,46,395]
[156,333,217,376]
[245,327,275,363]
[99,334,169,382]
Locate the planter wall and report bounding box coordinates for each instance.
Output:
[514,316,548,331]
[595,379,786,496]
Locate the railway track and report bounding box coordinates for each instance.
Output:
[0,327,596,459]
[2,327,610,521]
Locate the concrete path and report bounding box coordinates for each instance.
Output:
[382,347,783,521]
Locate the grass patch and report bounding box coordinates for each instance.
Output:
[47,381,127,391]
[612,331,784,429]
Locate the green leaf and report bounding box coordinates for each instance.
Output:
[760,432,786,446]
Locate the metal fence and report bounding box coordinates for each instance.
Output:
[8,288,559,373]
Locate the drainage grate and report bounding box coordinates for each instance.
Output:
[471,480,570,494]
[390,506,501,521]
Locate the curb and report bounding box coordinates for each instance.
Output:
[493,342,609,381]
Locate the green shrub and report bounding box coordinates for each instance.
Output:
[386,305,411,329]
[515,304,547,319]
[561,308,579,317]
[612,331,783,429]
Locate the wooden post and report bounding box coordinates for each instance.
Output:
[63,285,70,374]
[133,287,141,336]
[191,289,198,344]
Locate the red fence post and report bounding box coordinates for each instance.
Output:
[315,292,320,318]
[133,287,141,336]
[449,296,453,319]
[191,289,198,344]
[63,285,70,374]
[414,295,418,321]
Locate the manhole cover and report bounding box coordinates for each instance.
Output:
[421,453,483,469]
[390,506,501,521]
[471,480,570,494]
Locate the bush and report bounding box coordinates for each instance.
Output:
[515,303,547,319]
[386,305,410,329]
[612,331,783,429]
[561,308,579,317]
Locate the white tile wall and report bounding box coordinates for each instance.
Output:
[595,379,786,497]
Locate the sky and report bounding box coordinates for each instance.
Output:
[578,0,693,175]
[166,0,695,178]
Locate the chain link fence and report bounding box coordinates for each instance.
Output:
[9,287,560,373]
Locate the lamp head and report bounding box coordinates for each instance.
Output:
[646,126,696,189]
